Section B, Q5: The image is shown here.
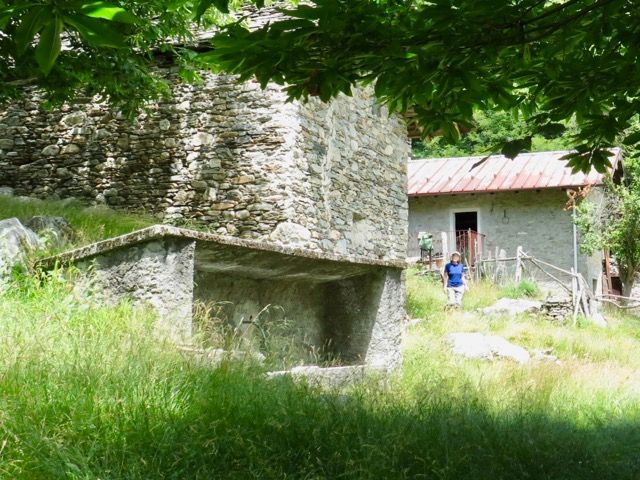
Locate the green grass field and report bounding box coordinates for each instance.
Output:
[0,196,154,255]
[1,201,639,478]
[0,269,637,478]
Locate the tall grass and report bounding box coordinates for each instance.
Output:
[0,196,154,254]
[1,269,640,478]
[406,269,498,316]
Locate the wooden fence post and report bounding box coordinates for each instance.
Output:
[515,246,523,283]
[441,231,448,265]
[571,267,580,324]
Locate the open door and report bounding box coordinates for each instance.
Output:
[454,211,478,232]
[454,211,479,265]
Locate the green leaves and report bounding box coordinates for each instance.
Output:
[1,1,140,75]
[64,14,128,48]
[562,148,614,174]
[195,0,231,17]
[500,137,532,160]
[79,1,138,24]
[14,6,47,54]
[193,0,264,19]
[623,130,640,146]
[192,0,640,171]
[0,0,639,175]
[35,17,62,74]
[536,123,567,140]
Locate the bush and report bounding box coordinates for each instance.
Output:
[499,279,540,299]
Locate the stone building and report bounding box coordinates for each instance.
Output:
[407,150,623,294]
[0,70,409,261]
[0,67,410,370]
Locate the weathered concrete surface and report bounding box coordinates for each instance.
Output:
[45,225,406,368]
[324,269,404,368]
[45,224,404,274]
[78,237,196,340]
[447,332,530,364]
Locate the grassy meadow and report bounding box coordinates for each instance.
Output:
[0,200,639,478]
[0,268,638,478]
[0,196,154,255]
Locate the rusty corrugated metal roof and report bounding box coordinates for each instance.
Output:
[408,149,621,196]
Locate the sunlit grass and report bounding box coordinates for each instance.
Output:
[1,267,640,478]
[0,196,155,255]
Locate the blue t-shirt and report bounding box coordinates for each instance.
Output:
[444,262,465,287]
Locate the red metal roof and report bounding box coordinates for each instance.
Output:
[408,149,621,196]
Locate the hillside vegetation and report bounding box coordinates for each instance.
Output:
[0,196,154,255]
[1,202,639,478]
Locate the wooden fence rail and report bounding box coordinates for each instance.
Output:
[475,246,602,324]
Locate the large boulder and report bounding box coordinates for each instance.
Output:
[447,332,530,363]
[23,216,75,249]
[0,218,40,280]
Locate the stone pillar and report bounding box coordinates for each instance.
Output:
[322,268,405,369]
[79,238,196,340]
[363,269,404,369]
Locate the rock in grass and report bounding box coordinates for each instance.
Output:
[482,298,542,317]
[447,332,530,364]
[0,217,40,281]
[0,186,14,197]
[23,216,75,249]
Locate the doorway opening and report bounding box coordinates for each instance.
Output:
[454,211,478,232]
[453,211,480,265]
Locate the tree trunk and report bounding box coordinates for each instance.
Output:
[619,269,636,299]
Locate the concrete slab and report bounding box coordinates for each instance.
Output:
[42,225,406,369]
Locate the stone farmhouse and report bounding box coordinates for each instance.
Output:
[0,74,409,261]
[407,150,623,294]
[0,68,410,369]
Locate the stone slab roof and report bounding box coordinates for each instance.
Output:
[42,225,404,282]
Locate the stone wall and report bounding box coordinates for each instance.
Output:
[0,69,409,260]
[408,189,603,291]
[78,237,196,340]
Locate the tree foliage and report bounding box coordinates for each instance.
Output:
[203,0,640,171]
[412,110,578,158]
[2,1,640,171]
[0,0,251,115]
[576,144,640,295]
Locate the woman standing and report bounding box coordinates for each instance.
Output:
[443,251,466,309]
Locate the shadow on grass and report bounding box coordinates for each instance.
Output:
[3,363,639,480]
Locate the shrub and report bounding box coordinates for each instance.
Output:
[499,279,540,299]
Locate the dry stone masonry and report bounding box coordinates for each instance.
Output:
[1,68,411,371]
[0,70,409,261]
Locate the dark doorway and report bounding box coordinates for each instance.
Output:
[454,211,479,265]
[455,211,478,232]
